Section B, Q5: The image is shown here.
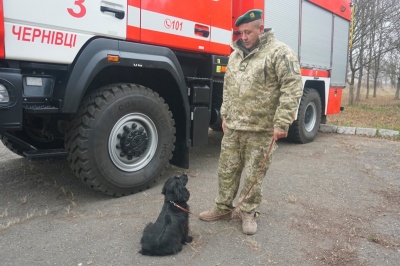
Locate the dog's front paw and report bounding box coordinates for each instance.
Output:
[185,236,193,243]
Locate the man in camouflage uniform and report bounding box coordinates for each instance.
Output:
[199,9,303,235]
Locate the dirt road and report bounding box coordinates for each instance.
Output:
[0,132,399,265]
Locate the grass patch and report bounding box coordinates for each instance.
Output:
[328,88,400,131]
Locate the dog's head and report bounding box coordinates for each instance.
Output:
[162,174,190,203]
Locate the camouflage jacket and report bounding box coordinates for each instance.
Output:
[221,29,303,133]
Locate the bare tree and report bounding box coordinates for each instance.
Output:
[354,1,367,103]
[382,48,400,99]
[348,0,400,103]
[371,0,387,98]
[393,4,400,100]
[365,2,376,99]
[347,0,365,105]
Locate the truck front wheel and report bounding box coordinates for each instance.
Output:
[65,83,175,196]
[287,88,322,144]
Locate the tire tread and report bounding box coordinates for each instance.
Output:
[65,83,175,196]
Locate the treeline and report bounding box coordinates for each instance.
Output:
[348,0,400,103]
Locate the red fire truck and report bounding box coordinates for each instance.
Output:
[0,0,351,195]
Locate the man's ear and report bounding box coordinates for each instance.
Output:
[259,24,264,33]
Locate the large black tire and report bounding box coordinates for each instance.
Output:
[287,88,322,144]
[65,83,175,196]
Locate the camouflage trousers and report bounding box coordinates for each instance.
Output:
[215,129,277,213]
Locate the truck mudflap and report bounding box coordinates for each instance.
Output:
[0,68,23,130]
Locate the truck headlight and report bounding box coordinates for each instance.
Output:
[0,84,10,103]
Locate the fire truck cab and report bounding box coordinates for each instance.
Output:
[0,0,351,195]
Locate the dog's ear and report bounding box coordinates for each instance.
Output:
[180,173,188,186]
[174,182,190,202]
[162,177,173,195]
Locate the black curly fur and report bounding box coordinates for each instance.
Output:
[139,174,193,256]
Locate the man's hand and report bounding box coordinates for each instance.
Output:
[273,128,287,141]
[222,119,227,133]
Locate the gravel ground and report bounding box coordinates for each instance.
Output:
[0,131,399,266]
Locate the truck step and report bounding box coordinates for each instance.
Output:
[24,149,67,160]
[24,104,59,113]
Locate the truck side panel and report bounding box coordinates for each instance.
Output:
[265,0,350,88]
[126,0,140,41]
[331,16,350,87]
[141,0,211,53]
[140,0,231,56]
[3,0,127,64]
[301,1,333,70]
[141,4,210,53]
[264,0,300,56]
[307,0,351,20]
[210,0,232,56]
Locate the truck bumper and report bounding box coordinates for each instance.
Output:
[0,69,23,130]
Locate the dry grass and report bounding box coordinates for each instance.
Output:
[327,87,400,131]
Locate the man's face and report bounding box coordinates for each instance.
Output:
[238,20,264,50]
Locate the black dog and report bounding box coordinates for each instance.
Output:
[139,174,192,256]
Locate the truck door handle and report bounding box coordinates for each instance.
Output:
[100,6,125,19]
[195,28,210,38]
[194,24,210,38]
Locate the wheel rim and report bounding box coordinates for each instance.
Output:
[109,113,158,172]
[304,102,317,132]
